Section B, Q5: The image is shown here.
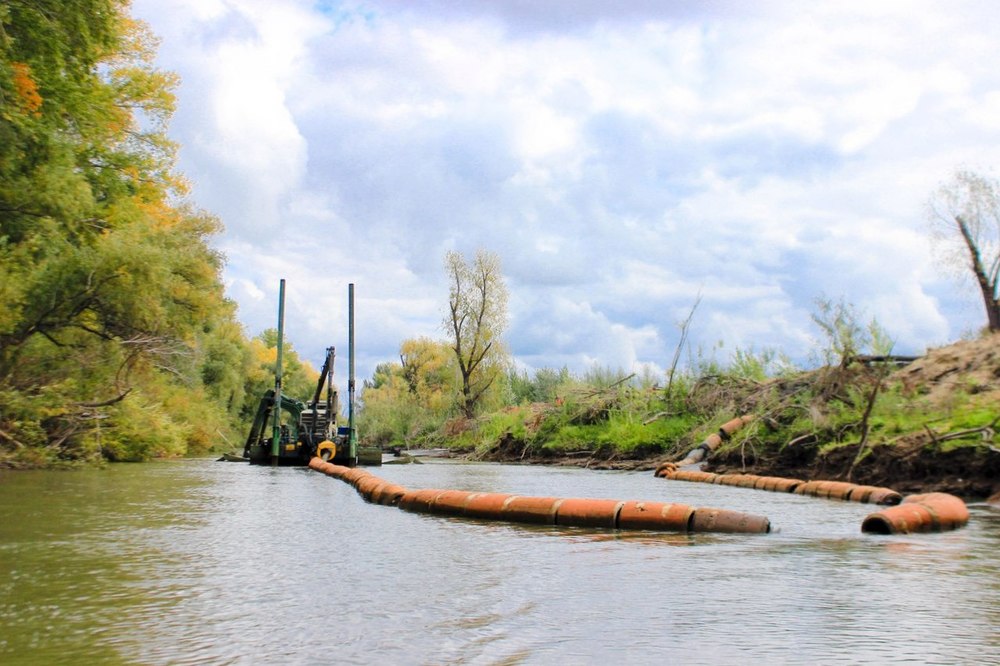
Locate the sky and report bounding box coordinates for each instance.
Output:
[130,0,1000,388]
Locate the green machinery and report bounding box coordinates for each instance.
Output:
[243,281,379,467]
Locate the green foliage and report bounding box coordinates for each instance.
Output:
[357,337,458,448]
[0,2,254,466]
[240,330,319,409]
[729,346,796,381]
[507,366,572,404]
[810,296,894,366]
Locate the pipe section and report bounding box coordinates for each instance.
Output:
[658,466,901,506]
[653,415,901,505]
[657,415,756,475]
[793,480,902,505]
[462,492,516,520]
[617,501,696,532]
[690,507,772,534]
[556,498,626,529]
[308,457,770,534]
[861,492,969,534]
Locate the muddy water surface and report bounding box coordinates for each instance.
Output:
[1,459,998,664]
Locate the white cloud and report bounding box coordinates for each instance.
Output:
[131,0,1000,388]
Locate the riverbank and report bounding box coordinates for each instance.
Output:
[470,438,999,500]
[450,333,1000,500]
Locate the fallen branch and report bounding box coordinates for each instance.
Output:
[75,389,132,408]
[852,354,921,367]
[924,416,998,444]
[0,427,26,449]
[643,410,671,425]
[787,433,817,447]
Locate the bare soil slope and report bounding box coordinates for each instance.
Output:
[713,333,1000,499]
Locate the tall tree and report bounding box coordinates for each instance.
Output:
[0,1,246,464]
[443,249,509,418]
[928,170,1000,332]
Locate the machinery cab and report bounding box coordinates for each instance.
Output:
[243,346,355,466]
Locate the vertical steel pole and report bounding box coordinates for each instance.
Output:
[270,279,286,465]
[348,283,357,463]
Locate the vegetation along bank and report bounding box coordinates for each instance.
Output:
[2,3,997,505]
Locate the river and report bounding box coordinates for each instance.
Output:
[1,459,997,665]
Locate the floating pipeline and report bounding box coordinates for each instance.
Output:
[653,415,901,506]
[653,422,901,506]
[657,468,902,505]
[400,490,772,534]
[793,480,901,505]
[861,492,970,534]
[307,457,771,534]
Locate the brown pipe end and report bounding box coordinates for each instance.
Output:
[690,507,771,534]
[862,493,968,534]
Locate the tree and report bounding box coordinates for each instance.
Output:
[357,338,457,447]
[928,170,1000,332]
[0,2,249,465]
[239,330,319,420]
[399,337,456,411]
[443,249,510,418]
[810,296,893,367]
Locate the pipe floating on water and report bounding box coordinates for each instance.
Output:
[861,492,969,534]
[309,458,407,506]
[661,469,805,493]
[397,490,770,534]
[308,458,770,534]
[793,480,901,505]
[658,467,902,505]
[654,415,902,504]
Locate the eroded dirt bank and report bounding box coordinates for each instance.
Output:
[472,334,1000,500]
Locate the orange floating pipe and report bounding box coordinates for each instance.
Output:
[690,507,771,533]
[866,487,903,505]
[501,496,563,525]
[555,498,624,528]
[847,485,902,505]
[427,489,476,516]
[398,488,446,513]
[341,467,371,488]
[354,474,385,501]
[902,493,969,531]
[754,477,803,493]
[668,470,719,483]
[795,480,853,500]
[861,492,969,534]
[308,458,770,534]
[371,482,408,506]
[617,501,695,532]
[460,492,515,520]
[657,460,900,506]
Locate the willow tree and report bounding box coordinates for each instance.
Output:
[443,250,509,418]
[928,170,1000,332]
[0,1,244,464]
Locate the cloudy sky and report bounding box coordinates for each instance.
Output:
[131,0,1000,386]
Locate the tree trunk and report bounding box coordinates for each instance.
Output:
[956,216,1000,331]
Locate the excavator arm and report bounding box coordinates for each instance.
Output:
[242,389,307,462]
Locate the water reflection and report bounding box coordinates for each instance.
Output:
[1,461,998,664]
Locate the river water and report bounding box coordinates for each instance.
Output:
[1,459,998,665]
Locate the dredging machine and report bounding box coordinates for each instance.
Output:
[242,280,380,467]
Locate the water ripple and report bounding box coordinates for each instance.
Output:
[1,461,998,664]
